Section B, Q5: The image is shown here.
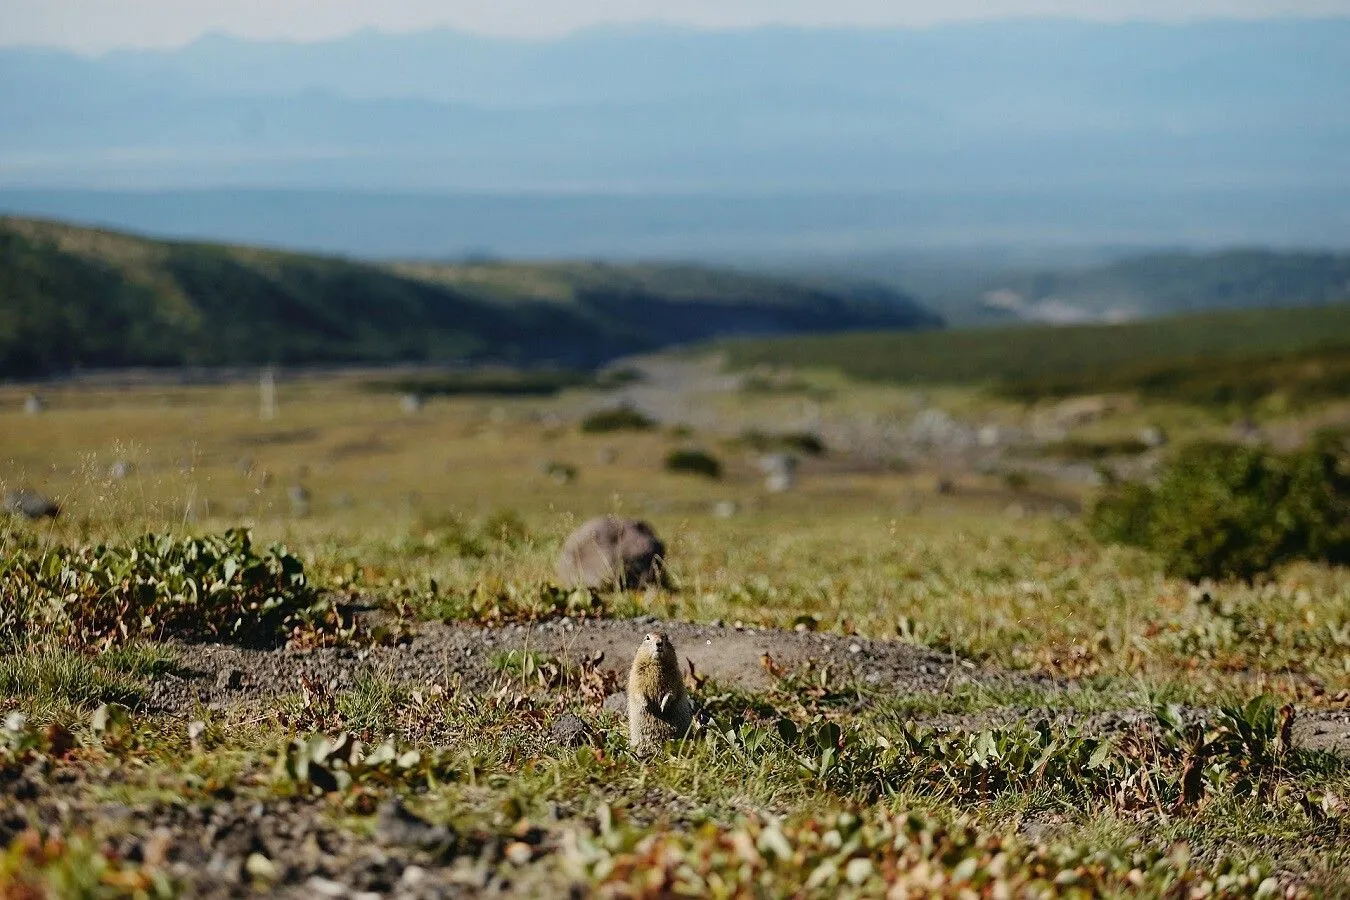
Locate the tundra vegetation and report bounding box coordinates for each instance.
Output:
[2,320,1350,897]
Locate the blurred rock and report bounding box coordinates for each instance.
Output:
[109,460,134,480]
[374,797,456,853]
[540,460,577,485]
[908,409,975,452]
[556,516,666,591]
[288,484,311,517]
[3,488,60,520]
[1232,417,1262,443]
[712,500,738,519]
[595,447,617,465]
[1140,426,1168,448]
[22,394,45,415]
[758,453,798,492]
[399,393,424,415]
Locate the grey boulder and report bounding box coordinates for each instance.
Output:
[556,515,666,590]
[3,489,60,520]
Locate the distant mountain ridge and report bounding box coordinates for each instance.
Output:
[0,216,938,377]
[1,19,1346,197]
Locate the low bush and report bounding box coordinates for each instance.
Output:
[1089,437,1350,580]
[737,429,827,456]
[0,528,329,649]
[580,405,655,433]
[1041,436,1150,460]
[665,448,723,478]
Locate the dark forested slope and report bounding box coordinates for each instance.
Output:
[0,216,937,377]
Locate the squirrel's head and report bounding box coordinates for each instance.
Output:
[638,631,677,665]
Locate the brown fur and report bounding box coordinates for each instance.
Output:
[627,631,692,752]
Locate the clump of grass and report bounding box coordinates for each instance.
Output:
[0,646,164,719]
[665,448,722,478]
[736,429,827,456]
[1041,436,1150,460]
[336,673,411,736]
[580,405,655,433]
[366,369,596,397]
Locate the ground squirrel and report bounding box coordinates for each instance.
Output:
[627,631,693,752]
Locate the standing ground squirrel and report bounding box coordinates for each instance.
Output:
[627,631,693,752]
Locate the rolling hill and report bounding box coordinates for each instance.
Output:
[0,216,938,377]
[975,250,1350,323]
[719,302,1350,408]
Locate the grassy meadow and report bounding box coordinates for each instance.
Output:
[3,358,1350,897]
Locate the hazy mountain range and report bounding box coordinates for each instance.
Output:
[1,19,1348,256]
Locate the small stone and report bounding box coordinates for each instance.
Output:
[245,853,277,881]
[400,865,427,887]
[3,489,60,520]
[187,720,207,749]
[550,715,595,748]
[505,841,533,865]
[307,876,349,897]
[288,484,312,517]
[375,797,456,853]
[848,643,862,655]
[215,669,243,691]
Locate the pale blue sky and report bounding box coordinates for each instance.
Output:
[4,0,1350,53]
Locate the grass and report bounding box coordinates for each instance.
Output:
[0,644,176,721]
[2,367,1350,895]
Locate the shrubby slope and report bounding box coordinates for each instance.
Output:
[0,216,937,377]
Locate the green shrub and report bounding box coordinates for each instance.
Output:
[580,405,655,433]
[664,448,723,478]
[1089,438,1350,580]
[1042,436,1150,460]
[0,529,327,649]
[737,429,827,456]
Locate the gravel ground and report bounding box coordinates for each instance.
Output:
[149,616,1350,755]
[149,616,1025,715]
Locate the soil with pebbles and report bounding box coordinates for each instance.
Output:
[147,616,1023,715]
[146,616,1350,758]
[0,769,560,900]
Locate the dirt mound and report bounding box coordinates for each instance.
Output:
[147,616,1350,760]
[152,617,1011,714]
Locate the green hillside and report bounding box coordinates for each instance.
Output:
[0,216,938,377]
[983,250,1350,321]
[720,302,1350,407]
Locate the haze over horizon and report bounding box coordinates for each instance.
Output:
[2,9,1347,257]
[5,0,1350,52]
